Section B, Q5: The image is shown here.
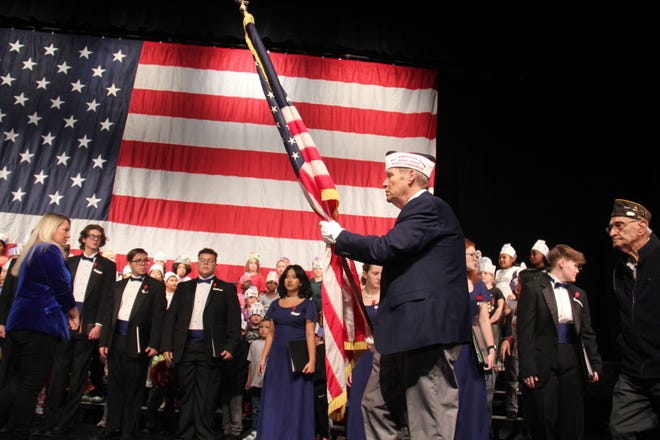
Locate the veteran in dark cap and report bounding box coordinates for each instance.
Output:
[606,198,660,438]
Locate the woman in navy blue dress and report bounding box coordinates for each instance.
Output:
[454,238,496,439]
[346,264,382,440]
[256,264,318,440]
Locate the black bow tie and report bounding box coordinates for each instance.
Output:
[197,278,213,284]
[129,276,144,282]
[81,255,95,262]
[554,282,570,289]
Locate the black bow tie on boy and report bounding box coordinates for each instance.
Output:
[81,255,95,262]
[554,282,571,289]
[197,278,213,284]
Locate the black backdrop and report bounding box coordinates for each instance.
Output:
[2,1,659,361]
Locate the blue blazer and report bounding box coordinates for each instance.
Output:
[6,243,75,340]
[334,191,471,355]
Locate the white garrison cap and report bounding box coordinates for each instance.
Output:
[499,243,517,259]
[245,286,259,298]
[531,239,549,260]
[266,270,279,283]
[478,256,496,275]
[149,263,164,275]
[250,302,265,317]
[385,151,435,178]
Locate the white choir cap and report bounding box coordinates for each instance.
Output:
[531,239,549,260]
[478,256,496,275]
[499,243,517,259]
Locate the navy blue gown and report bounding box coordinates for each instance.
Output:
[454,279,491,439]
[257,298,318,440]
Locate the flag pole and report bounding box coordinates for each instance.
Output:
[234,0,373,336]
[236,0,373,418]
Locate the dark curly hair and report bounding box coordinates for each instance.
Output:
[78,224,107,249]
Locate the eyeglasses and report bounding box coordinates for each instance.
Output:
[198,258,216,264]
[466,250,482,259]
[86,234,103,240]
[130,259,149,264]
[605,220,640,234]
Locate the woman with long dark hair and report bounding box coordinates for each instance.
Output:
[256,264,318,440]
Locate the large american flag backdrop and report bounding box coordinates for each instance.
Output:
[0,26,437,280]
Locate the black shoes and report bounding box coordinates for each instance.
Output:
[31,426,72,438]
[92,428,121,439]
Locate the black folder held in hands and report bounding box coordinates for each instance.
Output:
[288,340,309,373]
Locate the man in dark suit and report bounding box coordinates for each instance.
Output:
[517,244,602,440]
[320,151,472,439]
[36,225,115,437]
[96,248,165,440]
[162,248,242,440]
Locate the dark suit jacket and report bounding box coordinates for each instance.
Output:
[100,275,166,358]
[0,258,18,327]
[517,273,603,386]
[67,254,116,337]
[161,277,242,364]
[334,191,471,355]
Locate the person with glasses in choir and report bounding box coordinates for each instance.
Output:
[95,248,165,440]
[606,199,660,439]
[161,248,242,440]
[463,240,496,435]
[38,225,116,437]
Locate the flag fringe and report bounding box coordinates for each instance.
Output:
[328,391,347,421]
[344,340,369,351]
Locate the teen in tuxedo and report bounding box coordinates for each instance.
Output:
[96,248,165,440]
[162,248,242,440]
[517,244,602,440]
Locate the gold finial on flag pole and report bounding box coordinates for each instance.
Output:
[235,0,249,14]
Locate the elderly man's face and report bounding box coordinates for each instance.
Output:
[607,216,645,251]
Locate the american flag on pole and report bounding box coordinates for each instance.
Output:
[0,26,437,410]
[240,6,365,418]
[238,5,436,418]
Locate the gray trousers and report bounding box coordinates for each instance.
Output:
[609,372,660,439]
[362,344,461,440]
